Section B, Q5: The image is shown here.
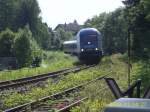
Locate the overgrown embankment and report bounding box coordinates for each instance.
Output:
[0,53,129,111]
[0,51,77,81]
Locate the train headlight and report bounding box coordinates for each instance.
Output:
[95,48,98,51]
[81,49,84,52]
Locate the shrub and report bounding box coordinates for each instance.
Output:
[14,27,32,67]
[0,29,15,57]
[132,60,150,91]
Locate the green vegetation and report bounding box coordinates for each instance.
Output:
[0,51,77,81]
[14,27,33,67]
[0,0,150,111]
[84,9,127,54]
[0,27,41,67]
[0,0,75,68]
[83,0,150,102]
[1,0,150,68]
[131,60,150,91]
[0,54,129,111]
[70,54,129,112]
[0,29,15,57]
[0,53,148,112]
[123,0,150,59]
[84,0,150,59]
[53,28,74,50]
[69,54,150,112]
[84,9,128,54]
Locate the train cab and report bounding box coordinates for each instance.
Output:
[76,28,103,60]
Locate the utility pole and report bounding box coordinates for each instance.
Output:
[122,0,131,87]
[128,27,131,87]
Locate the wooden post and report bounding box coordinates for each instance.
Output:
[128,28,131,87]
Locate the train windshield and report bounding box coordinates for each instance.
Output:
[80,33,98,48]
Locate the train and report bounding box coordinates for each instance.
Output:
[63,28,103,63]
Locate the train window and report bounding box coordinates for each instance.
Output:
[80,34,98,45]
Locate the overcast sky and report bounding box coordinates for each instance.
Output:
[37,0,124,29]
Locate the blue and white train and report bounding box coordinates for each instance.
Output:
[63,28,103,63]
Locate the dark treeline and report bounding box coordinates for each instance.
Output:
[84,0,150,60]
[122,0,150,89]
[0,0,52,67]
[0,0,52,50]
[84,9,128,54]
[0,0,73,67]
[123,0,150,59]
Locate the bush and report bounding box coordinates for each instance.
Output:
[0,29,15,57]
[132,60,150,91]
[14,27,32,67]
[31,56,42,67]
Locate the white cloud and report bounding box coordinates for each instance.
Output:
[38,0,123,29]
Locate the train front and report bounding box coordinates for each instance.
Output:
[77,28,102,63]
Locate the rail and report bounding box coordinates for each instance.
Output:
[0,65,95,91]
[4,72,112,112]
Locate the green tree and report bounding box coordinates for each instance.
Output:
[103,8,128,54]
[123,0,150,59]
[54,28,73,50]
[84,12,108,31]
[84,8,128,54]
[0,0,55,51]
[0,0,17,31]
[34,20,52,50]
[51,31,61,50]
[14,27,32,67]
[16,0,40,32]
[0,29,15,57]
[144,0,150,21]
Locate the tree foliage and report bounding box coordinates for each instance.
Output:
[15,0,40,31]
[34,20,52,50]
[84,13,108,31]
[52,28,74,50]
[84,9,128,54]
[103,9,128,54]
[14,27,33,67]
[0,0,150,68]
[0,0,17,31]
[0,0,53,50]
[84,0,150,59]
[0,29,15,57]
[123,0,150,59]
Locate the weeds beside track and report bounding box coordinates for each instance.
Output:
[0,65,95,92]
[4,73,111,112]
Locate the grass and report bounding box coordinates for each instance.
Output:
[0,54,112,111]
[70,53,129,112]
[0,53,130,111]
[0,51,78,81]
[70,54,150,112]
[131,59,150,92]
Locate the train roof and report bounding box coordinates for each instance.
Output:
[63,40,77,45]
[78,28,101,35]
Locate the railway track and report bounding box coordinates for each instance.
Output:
[0,65,95,91]
[4,73,110,112]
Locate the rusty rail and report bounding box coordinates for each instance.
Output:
[0,65,95,91]
[4,72,111,112]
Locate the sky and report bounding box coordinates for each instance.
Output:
[37,0,124,29]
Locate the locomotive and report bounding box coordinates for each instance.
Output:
[63,28,103,63]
